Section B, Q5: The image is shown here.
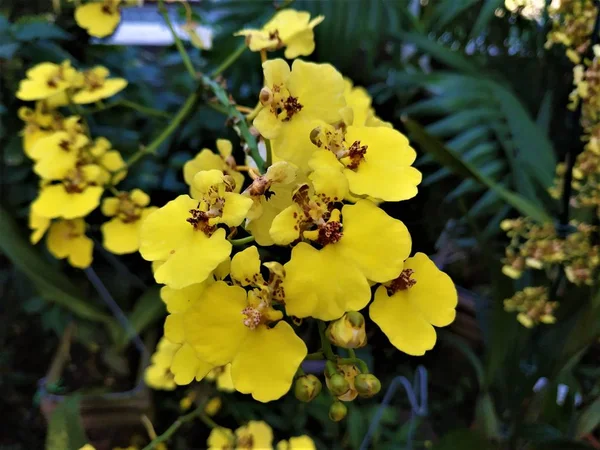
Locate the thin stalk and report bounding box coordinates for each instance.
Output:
[337,357,369,374]
[265,138,273,168]
[158,0,196,79]
[229,235,255,246]
[88,99,170,118]
[210,43,246,77]
[318,321,335,360]
[141,404,217,450]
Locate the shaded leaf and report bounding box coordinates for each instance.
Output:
[115,287,165,351]
[45,395,88,450]
[403,118,552,223]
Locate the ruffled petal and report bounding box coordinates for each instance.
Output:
[231,321,307,402]
[370,286,437,356]
[170,343,214,385]
[139,195,197,261]
[230,246,262,286]
[183,281,250,365]
[269,204,303,245]
[402,253,458,327]
[283,243,371,320]
[153,228,231,289]
[336,200,411,283]
[101,218,141,254]
[221,192,253,227]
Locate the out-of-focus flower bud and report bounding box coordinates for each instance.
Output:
[204,397,222,416]
[294,374,322,402]
[329,401,347,422]
[354,374,381,398]
[326,311,367,349]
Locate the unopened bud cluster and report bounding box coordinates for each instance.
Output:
[504,286,558,328]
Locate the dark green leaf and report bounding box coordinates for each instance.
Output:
[392,30,480,74]
[576,396,600,438]
[115,287,165,350]
[12,20,69,41]
[45,395,88,450]
[403,118,552,223]
[0,206,113,324]
[475,393,502,440]
[469,0,504,40]
[433,429,492,450]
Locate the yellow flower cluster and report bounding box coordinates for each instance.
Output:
[17,60,153,267]
[139,8,458,406]
[208,421,315,450]
[501,218,599,286]
[504,286,558,328]
[545,0,597,64]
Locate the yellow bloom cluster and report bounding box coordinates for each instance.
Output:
[545,0,597,64]
[139,8,458,406]
[504,286,558,328]
[17,60,152,267]
[501,218,599,286]
[208,421,315,450]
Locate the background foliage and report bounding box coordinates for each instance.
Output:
[1,1,600,449]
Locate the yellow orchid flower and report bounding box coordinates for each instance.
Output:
[144,337,179,391]
[140,170,253,288]
[236,9,324,59]
[46,219,94,268]
[370,253,457,356]
[101,189,157,254]
[75,0,122,38]
[72,66,127,104]
[16,61,78,101]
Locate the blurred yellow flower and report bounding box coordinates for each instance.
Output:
[343,78,391,128]
[140,170,252,288]
[183,139,244,195]
[31,165,104,219]
[75,0,122,38]
[204,397,222,416]
[16,61,78,101]
[46,219,94,268]
[30,121,89,180]
[101,189,157,254]
[206,364,235,392]
[18,104,57,158]
[235,421,273,449]
[29,211,51,245]
[207,427,235,450]
[72,66,127,104]
[145,337,178,390]
[277,435,316,450]
[236,9,324,59]
[370,253,457,356]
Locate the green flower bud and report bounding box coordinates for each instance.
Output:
[294,374,322,402]
[354,374,381,398]
[329,400,347,422]
[326,373,350,397]
[326,311,367,349]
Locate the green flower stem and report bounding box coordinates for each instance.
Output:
[229,235,255,246]
[305,351,325,360]
[337,357,369,374]
[89,99,170,118]
[141,403,217,450]
[265,138,273,168]
[158,0,196,79]
[211,43,247,77]
[118,91,199,174]
[199,74,265,172]
[318,321,335,360]
[347,348,357,359]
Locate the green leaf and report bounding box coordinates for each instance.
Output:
[469,0,504,40]
[45,395,88,450]
[392,30,480,74]
[12,19,69,41]
[115,287,165,351]
[531,441,593,450]
[403,118,552,223]
[576,396,600,438]
[0,42,19,59]
[438,331,484,386]
[431,0,481,31]
[0,206,113,324]
[474,393,502,440]
[433,429,492,450]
